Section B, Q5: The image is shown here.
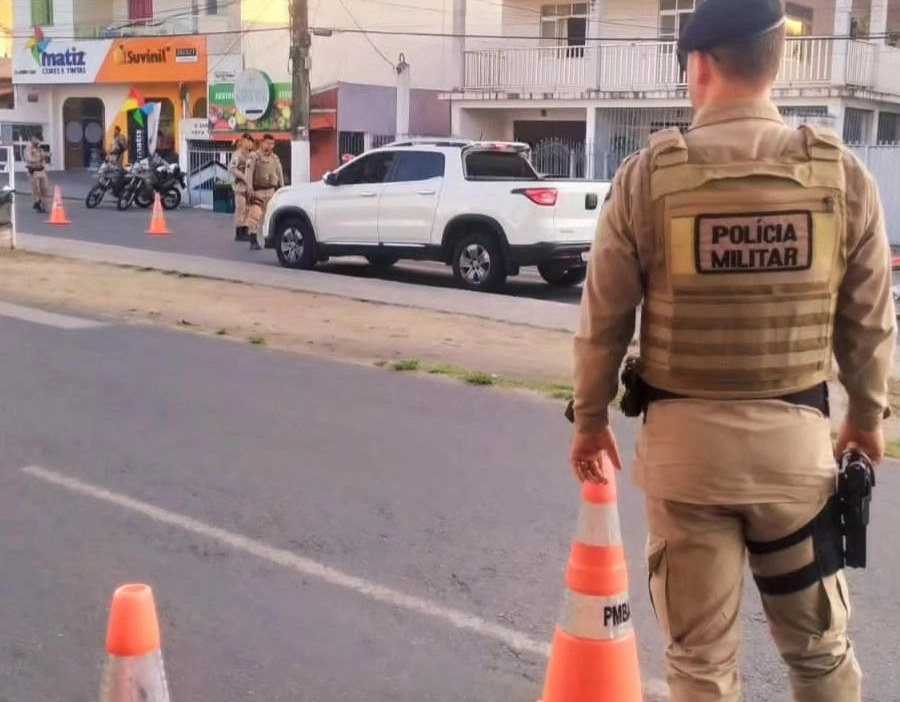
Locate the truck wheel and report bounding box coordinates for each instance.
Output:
[537,263,587,287]
[274,217,317,270]
[452,232,507,292]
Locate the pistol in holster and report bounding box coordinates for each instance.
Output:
[619,355,649,418]
[836,449,876,569]
[563,355,648,425]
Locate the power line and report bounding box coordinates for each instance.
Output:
[5,23,887,42]
[334,0,396,68]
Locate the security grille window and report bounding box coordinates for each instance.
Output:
[31,0,53,26]
[540,4,588,58]
[843,107,871,145]
[128,0,153,21]
[877,112,900,144]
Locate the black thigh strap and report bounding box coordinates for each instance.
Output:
[746,499,844,597]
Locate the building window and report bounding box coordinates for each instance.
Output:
[658,0,696,46]
[31,0,53,26]
[540,3,587,57]
[206,0,219,14]
[128,0,152,21]
[877,112,900,144]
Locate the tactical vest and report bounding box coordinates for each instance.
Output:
[639,124,847,398]
[252,155,279,190]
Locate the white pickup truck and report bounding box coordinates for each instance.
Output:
[261,139,610,292]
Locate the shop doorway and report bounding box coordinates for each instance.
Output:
[63,98,106,170]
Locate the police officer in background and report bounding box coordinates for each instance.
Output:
[244,133,285,251]
[570,0,896,700]
[108,125,128,167]
[229,133,255,242]
[23,134,49,213]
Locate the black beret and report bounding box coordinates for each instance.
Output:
[678,0,786,53]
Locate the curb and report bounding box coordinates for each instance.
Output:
[14,233,581,334]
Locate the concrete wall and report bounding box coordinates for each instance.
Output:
[336,82,451,136]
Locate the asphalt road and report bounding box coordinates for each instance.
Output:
[14,174,583,305]
[1,301,898,701]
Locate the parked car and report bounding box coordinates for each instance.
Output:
[261,139,610,292]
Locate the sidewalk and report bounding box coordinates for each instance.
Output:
[16,233,582,333]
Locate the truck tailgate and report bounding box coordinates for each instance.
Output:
[553,181,610,243]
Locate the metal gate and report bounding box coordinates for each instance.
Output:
[185,139,235,209]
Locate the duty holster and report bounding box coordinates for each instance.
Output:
[836,449,876,569]
[746,450,875,597]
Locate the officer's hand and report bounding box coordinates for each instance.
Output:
[570,427,622,484]
[835,420,885,464]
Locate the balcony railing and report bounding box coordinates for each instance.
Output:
[464,37,881,93]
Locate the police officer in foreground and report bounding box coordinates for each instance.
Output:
[229,133,255,242]
[244,133,285,251]
[570,0,896,700]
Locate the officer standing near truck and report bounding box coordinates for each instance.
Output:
[569,0,896,701]
[23,134,49,213]
[244,133,285,251]
[229,133,254,242]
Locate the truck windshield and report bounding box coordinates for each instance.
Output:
[464,150,540,181]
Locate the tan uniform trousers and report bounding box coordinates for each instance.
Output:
[246,189,275,236]
[30,170,49,207]
[647,497,861,702]
[233,186,248,228]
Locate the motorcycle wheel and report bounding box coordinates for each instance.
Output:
[161,188,181,211]
[135,190,154,208]
[116,189,135,211]
[85,184,105,209]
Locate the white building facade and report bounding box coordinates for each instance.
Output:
[445,0,900,181]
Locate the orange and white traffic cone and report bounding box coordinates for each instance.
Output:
[539,458,644,702]
[146,193,172,236]
[97,584,172,702]
[46,186,71,225]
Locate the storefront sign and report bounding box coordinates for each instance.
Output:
[233,70,272,121]
[208,78,292,139]
[13,28,111,84]
[99,37,207,83]
[183,118,210,141]
[12,32,207,85]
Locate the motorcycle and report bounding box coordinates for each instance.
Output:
[116,154,185,211]
[85,161,128,209]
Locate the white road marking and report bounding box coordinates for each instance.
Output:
[0,302,106,329]
[21,465,549,657]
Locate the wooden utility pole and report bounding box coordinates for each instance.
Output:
[289,0,311,182]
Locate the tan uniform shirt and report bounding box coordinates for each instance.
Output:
[574,98,897,504]
[24,143,46,170]
[229,148,252,193]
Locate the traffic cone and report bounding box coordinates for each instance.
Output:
[98,584,171,702]
[46,186,71,225]
[539,458,644,702]
[146,193,171,236]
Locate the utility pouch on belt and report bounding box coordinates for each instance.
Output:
[837,449,876,569]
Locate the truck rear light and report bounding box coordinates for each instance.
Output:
[518,188,558,206]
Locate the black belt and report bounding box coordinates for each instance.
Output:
[645,382,830,417]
